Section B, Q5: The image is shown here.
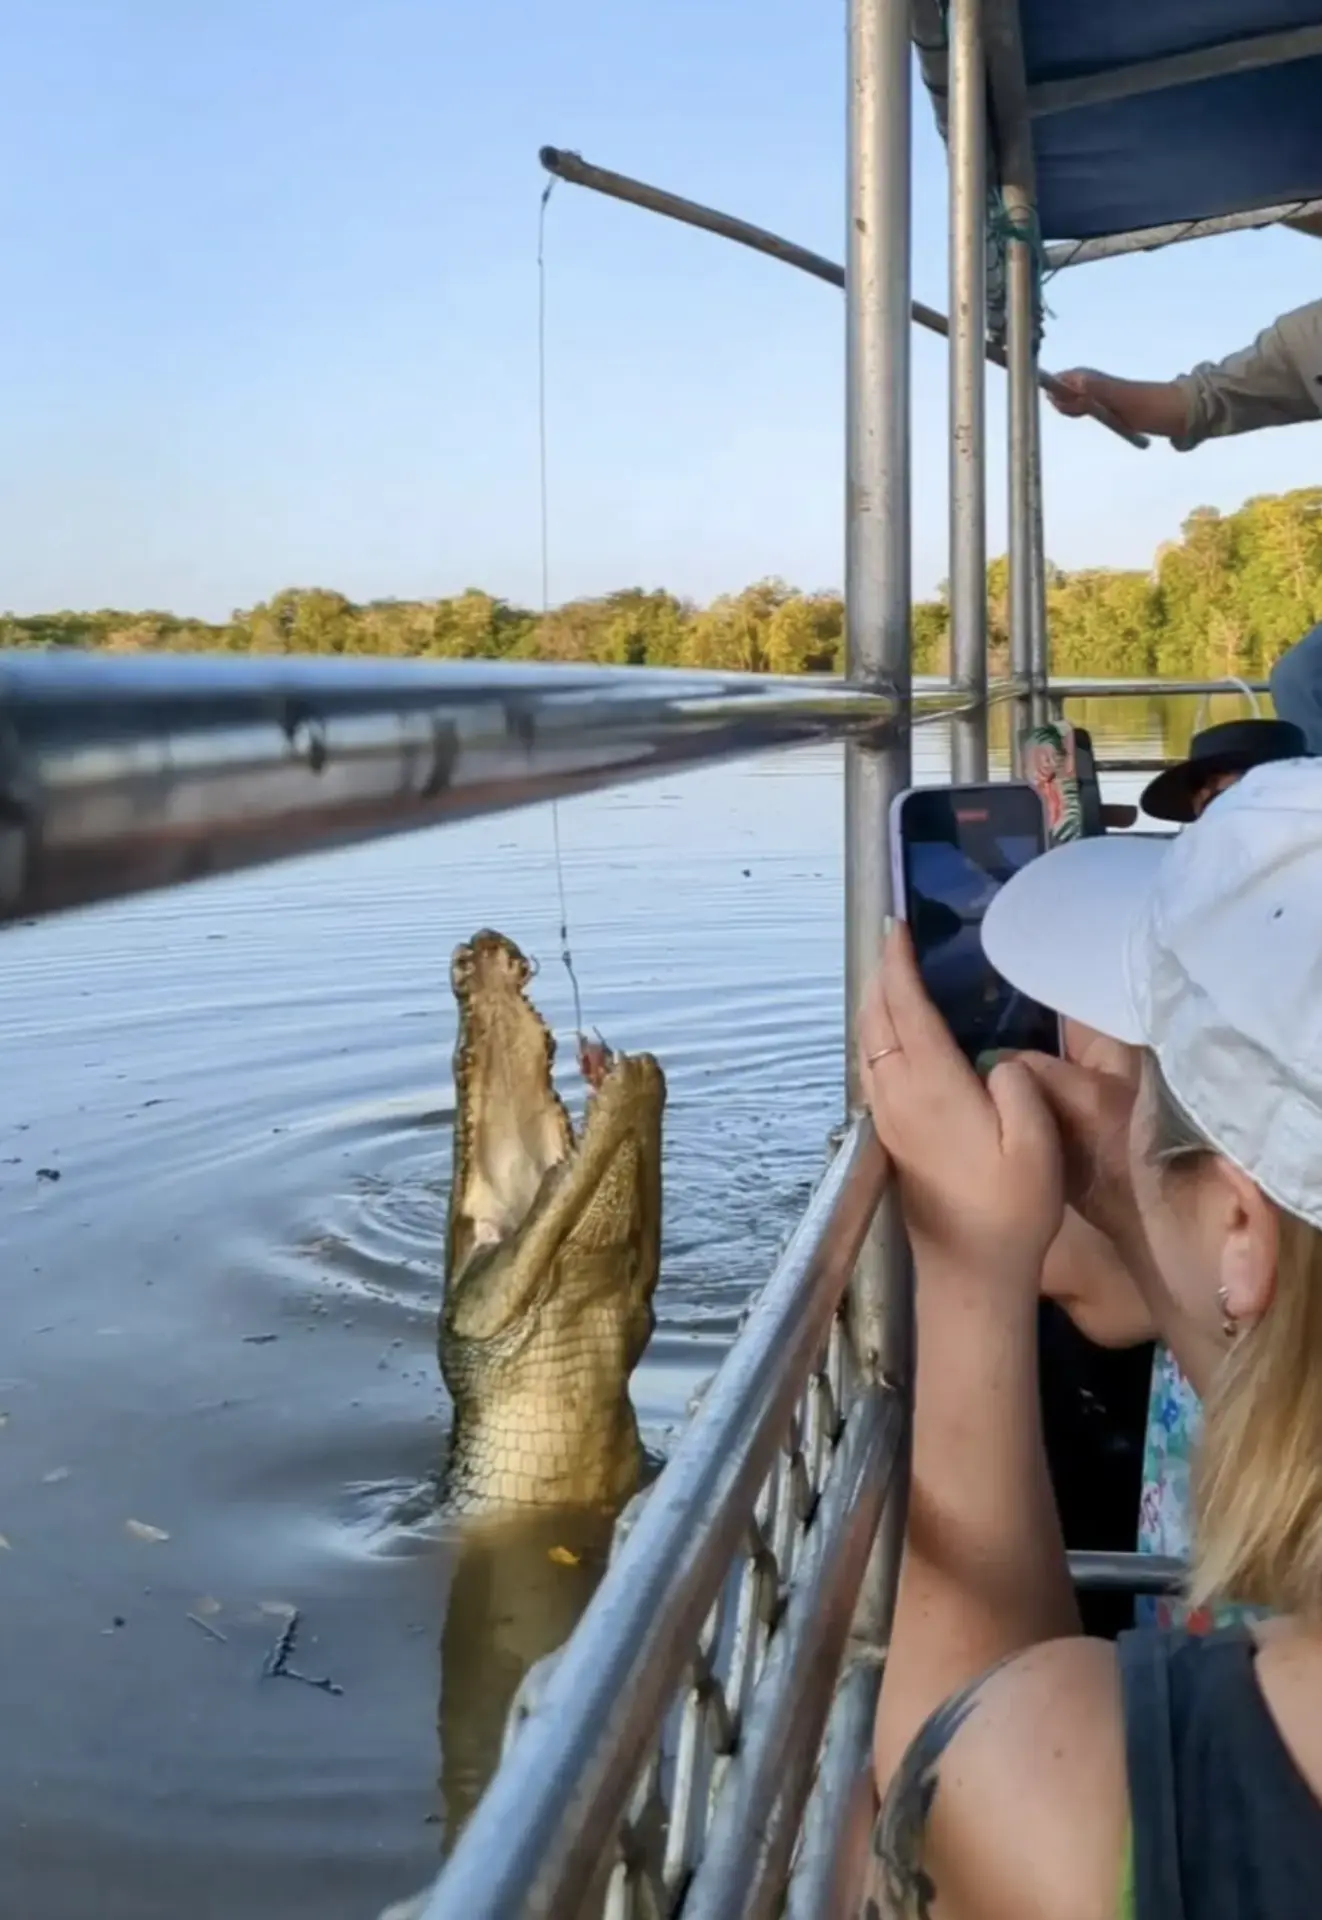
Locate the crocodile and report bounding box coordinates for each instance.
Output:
[439,929,666,1516]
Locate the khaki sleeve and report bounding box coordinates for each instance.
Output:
[1171,300,1322,450]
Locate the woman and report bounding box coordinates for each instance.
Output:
[859,760,1322,1917]
[1042,724,1304,1630]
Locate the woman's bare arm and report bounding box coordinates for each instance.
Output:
[873,1254,1081,1807]
[868,1638,1129,1919]
[1041,1206,1156,1348]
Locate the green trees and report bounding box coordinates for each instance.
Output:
[6,486,1320,679]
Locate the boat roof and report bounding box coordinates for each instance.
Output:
[915,2,1322,243]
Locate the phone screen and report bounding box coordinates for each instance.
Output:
[898,785,1060,1066]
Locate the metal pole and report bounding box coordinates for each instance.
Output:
[948,0,989,782]
[983,0,1036,775]
[1027,359,1050,724]
[843,0,913,1851]
[538,148,1149,450]
[845,0,912,1114]
[1006,232,1034,769]
[0,654,904,926]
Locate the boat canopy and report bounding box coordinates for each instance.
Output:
[915,1,1322,242]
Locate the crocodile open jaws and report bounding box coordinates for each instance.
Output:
[439,930,665,1517]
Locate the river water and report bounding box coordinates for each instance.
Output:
[0,695,1224,1917]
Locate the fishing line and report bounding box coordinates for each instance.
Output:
[537,176,588,1051]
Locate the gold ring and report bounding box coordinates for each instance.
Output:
[866,1046,899,1066]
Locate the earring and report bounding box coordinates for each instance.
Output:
[1218,1285,1238,1342]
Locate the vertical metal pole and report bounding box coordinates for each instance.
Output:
[948,0,989,783]
[845,0,911,1119]
[1027,359,1051,723]
[845,0,913,1684]
[1005,191,1035,770]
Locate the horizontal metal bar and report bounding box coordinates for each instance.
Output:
[914,673,1025,719]
[0,653,901,926]
[539,148,1148,449]
[783,1657,880,1920]
[418,1117,889,1920]
[1047,676,1269,699]
[684,1385,904,1920]
[1068,1550,1185,1595]
[0,656,1038,927]
[1044,198,1322,269]
[1028,25,1322,118]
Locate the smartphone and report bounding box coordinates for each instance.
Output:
[889,782,1061,1065]
[1071,727,1106,839]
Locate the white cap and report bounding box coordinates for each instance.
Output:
[981,759,1322,1230]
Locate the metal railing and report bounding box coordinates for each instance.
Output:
[0,651,1035,927]
[0,654,1267,931]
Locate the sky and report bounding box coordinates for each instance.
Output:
[2,0,1320,621]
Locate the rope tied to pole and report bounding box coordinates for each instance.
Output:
[989,192,1051,342]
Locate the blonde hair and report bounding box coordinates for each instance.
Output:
[1147,1064,1322,1621]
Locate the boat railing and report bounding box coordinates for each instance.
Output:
[0,652,1018,926]
[0,653,1267,929]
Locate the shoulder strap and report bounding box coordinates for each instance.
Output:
[1117,1629,1188,1920]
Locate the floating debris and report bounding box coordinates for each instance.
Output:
[548,1545,581,1566]
[125,1519,170,1543]
[263,1610,300,1676]
[261,1605,343,1696]
[42,1467,71,1485]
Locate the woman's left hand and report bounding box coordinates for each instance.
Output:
[857,924,1064,1287]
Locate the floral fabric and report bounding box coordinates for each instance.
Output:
[1136,1342,1265,1631]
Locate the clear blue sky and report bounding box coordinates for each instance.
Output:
[2,0,1319,621]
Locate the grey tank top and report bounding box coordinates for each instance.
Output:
[1118,1626,1322,1918]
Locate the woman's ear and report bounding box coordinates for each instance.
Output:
[1212,1158,1279,1327]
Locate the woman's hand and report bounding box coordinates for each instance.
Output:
[857,925,1063,1288]
[1015,1039,1140,1255]
[1041,1208,1157,1348]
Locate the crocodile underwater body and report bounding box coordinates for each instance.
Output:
[439,929,666,1516]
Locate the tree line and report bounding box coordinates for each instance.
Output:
[5,488,1320,681]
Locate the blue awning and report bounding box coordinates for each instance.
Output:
[917,2,1322,242]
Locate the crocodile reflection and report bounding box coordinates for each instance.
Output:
[434,1507,615,1850]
